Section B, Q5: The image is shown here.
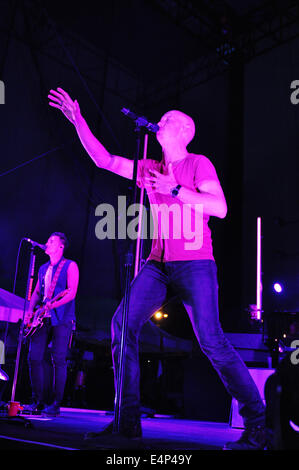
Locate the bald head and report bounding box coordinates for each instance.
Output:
[157,110,196,147]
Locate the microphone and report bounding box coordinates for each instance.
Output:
[24,238,47,251]
[121,108,159,133]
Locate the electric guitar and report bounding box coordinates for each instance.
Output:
[24,288,70,338]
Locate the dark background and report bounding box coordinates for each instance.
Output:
[1,0,299,342]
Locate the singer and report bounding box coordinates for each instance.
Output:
[23,232,79,417]
[48,88,266,450]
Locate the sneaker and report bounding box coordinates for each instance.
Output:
[22,402,45,415]
[223,425,267,450]
[42,402,60,417]
[84,418,142,441]
[120,419,142,439]
[84,421,114,440]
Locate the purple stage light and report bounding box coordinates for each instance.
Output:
[273,283,283,293]
[0,367,8,381]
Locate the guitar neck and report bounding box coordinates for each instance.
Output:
[45,289,70,306]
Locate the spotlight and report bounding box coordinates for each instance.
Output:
[290,420,299,432]
[0,367,8,381]
[153,311,169,321]
[273,283,283,293]
[153,311,163,320]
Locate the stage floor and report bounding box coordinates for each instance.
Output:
[0,407,243,451]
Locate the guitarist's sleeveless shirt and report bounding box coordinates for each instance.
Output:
[38,257,75,326]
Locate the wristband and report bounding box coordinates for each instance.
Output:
[171,184,182,197]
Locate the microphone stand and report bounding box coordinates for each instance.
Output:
[113,123,144,434]
[134,133,148,277]
[11,244,36,404]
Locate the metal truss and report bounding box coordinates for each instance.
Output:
[2,0,299,109]
[142,0,299,106]
[0,0,143,106]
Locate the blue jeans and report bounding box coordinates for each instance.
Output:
[112,260,265,428]
[28,319,73,405]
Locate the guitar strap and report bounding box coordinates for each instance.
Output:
[45,258,67,301]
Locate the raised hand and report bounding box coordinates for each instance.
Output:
[48,87,81,125]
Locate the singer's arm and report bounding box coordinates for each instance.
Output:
[75,114,134,179]
[48,88,134,180]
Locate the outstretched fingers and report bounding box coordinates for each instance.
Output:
[48,92,62,106]
[48,101,62,110]
[48,87,80,125]
[48,88,73,106]
[57,87,74,105]
[48,90,64,109]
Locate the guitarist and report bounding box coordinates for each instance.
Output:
[24,232,79,417]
